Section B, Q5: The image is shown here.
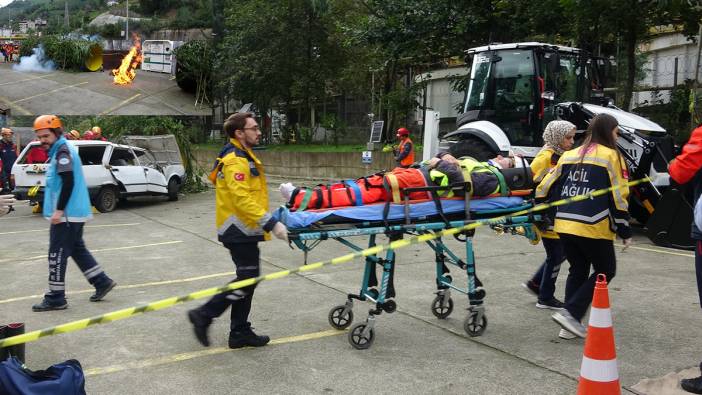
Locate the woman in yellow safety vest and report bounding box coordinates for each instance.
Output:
[535,113,631,339]
[522,121,577,338]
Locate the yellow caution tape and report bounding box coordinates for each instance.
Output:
[0,178,649,348]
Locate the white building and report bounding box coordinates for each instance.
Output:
[633,26,702,108]
[18,19,46,34]
[415,65,468,133]
[0,28,12,37]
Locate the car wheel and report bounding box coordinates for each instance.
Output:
[95,186,118,213]
[167,178,180,201]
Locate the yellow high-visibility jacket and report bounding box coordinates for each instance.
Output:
[215,138,277,243]
[535,144,631,241]
[530,147,559,239]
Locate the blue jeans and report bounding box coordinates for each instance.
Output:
[529,237,566,302]
[45,222,111,302]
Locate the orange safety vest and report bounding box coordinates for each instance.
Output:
[398,138,415,167]
[288,168,431,211]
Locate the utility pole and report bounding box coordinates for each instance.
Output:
[212,0,225,119]
[64,1,69,28]
[692,23,702,128]
[695,24,702,86]
[125,0,129,39]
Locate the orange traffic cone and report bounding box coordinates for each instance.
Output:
[577,274,621,395]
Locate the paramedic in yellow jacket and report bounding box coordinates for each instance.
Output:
[523,121,576,329]
[188,112,288,350]
[536,113,631,339]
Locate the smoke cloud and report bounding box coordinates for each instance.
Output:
[13,45,56,73]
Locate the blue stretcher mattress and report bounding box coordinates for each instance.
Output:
[275,197,528,229]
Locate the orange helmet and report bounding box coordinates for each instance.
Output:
[33,115,63,131]
[91,126,102,136]
[67,130,80,140]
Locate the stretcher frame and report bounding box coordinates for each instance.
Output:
[286,182,542,349]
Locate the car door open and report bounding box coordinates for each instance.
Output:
[136,150,168,194]
[108,147,148,194]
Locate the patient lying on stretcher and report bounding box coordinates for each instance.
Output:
[281,153,533,211]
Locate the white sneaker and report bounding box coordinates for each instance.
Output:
[558,328,576,340]
[279,182,296,200]
[552,310,586,338]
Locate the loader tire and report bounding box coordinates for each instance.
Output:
[449,136,497,162]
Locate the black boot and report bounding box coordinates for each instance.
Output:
[681,375,702,394]
[32,298,68,312]
[90,280,117,302]
[187,309,211,347]
[228,325,270,349]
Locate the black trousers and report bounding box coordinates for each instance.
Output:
[199,242,260,331]
[559,233,616,321]
[46,222,110,302]
[529,237,567,302]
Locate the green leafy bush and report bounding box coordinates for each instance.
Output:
[174,40,214,105]
[19,35,102,71]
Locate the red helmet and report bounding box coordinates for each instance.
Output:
[396,127,410,137]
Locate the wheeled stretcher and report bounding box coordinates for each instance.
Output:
[275,182,542,349]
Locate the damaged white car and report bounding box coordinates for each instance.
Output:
[11,135,185,213]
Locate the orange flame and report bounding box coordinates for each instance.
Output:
[112,34,143,85]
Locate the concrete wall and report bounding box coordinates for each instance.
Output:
[194,148,399,180]
[634,31,701,107]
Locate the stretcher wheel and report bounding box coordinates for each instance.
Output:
[328,305,354,330]
[382,300,397,313]
[431,296,454,319]
[464,312,487,337]
[348,323,375,350]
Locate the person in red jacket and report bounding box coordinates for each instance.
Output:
[26,144,49,164]
[669,125,702,394]
[91,126,107,141]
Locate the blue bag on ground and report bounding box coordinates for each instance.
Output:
[0,356,86,395]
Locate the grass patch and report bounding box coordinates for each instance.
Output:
[194,143,368,152]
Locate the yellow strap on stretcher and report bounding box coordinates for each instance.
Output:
[385,173,402,203]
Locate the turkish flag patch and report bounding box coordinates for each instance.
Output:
[234,172,245,181]
[622,169,629,179]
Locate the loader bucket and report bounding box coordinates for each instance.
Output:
[645,188,694,250]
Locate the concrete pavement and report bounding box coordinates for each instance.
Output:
[0,183,701,394]
[0,63,209,116]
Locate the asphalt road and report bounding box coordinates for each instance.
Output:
[0,63,210,116]
[0,183,700,394]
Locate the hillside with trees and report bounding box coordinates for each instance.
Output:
[0,0,212,37]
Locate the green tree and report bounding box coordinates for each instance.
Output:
[561,0,702,109]
[220,0,351,141]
